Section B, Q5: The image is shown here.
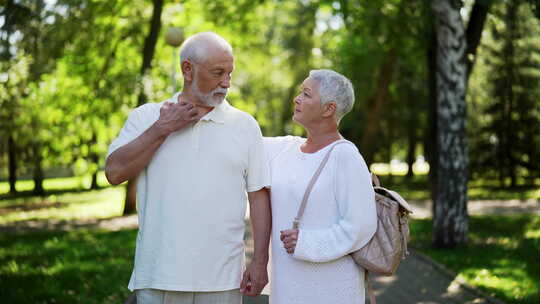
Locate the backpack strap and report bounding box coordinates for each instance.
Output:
[292,140,353,229]
[366,271,377,304]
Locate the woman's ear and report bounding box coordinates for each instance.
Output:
[323,102,337,118]
[181,60,194,82]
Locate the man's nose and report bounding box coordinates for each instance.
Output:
[220,76,231,88]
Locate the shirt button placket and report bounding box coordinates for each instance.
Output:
[192,121,201,152]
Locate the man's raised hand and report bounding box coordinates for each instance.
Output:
[155,101,199,135]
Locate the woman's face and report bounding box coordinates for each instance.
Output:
[293,77,323,126]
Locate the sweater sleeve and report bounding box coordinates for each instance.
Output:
[293,144,377,263]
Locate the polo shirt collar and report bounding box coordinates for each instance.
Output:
[200,101,227,124]
[170,92,227,124]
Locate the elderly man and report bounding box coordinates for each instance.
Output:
[105,32,271,304]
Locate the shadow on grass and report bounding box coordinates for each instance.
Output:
[0,186,111,201]
[410,216,540,304]
[0,201,65,214]
[0,229,137,304]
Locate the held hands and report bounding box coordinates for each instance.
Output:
[280,229,299,254]
[155,101,199,135]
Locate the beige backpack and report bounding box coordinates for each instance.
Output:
[351,173,413,275]
[351,173,412,304]
[293,141,413,304]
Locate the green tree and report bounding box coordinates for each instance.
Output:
[471,1,540,186]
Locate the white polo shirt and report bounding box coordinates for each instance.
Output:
[107,93,270,292]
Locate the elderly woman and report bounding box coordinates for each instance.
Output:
[264,69,377,304]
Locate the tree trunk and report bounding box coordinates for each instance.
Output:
[506,2,517,188]
[426,14,439,206]
[432,0,469,248]
[405,83,418,180]
[90,132,99,190]
[387,104,394,186]
[7,135,17,194]
[465,1,491,75]
[32,143,45,196]
[91,172,98,190]
[137,0,164,107]
[406,124,416,179]
[427,0,490,206]
[360,50,397,166]
[124,0,164,215]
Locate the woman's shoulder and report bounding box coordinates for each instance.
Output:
[264,135,305,145]
[332,140,368,166]
[333,140,360,156]
[264,136,305,162]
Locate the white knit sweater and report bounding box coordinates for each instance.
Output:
[264,136,377,304]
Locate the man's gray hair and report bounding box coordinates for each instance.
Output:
[309,69,355,123]
[180,32,233,64]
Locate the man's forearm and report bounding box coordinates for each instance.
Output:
[248,188,271,265]
[105,122,168,185]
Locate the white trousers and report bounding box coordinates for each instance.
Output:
[135,288,242,304]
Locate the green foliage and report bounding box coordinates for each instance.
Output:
[469,1,540,186]
[411,215,540,304]
[331,0,429,163]
[0,0,538,189]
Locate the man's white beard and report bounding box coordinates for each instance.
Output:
[191,76,228,107]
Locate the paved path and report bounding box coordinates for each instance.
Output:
[409,198,539,219]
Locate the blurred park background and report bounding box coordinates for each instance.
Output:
[1,0,539,303]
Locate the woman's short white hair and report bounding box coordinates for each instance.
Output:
[180,32,233,64]
[309,69,355,123]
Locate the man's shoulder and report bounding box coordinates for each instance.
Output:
[222,101,259,127]
[128,101,162,126]
[135,101,164,112]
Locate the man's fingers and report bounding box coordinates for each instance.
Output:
[181,102,194,110]
[240,271,249,293]
[247,283,261,296]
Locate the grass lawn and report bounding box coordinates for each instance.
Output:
[0,187,125,224]
[0,172,110,195]
[0,228,137,304]
[410,216,540,304]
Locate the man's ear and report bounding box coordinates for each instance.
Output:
[322,102,337,118]
[181,60,194,82]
